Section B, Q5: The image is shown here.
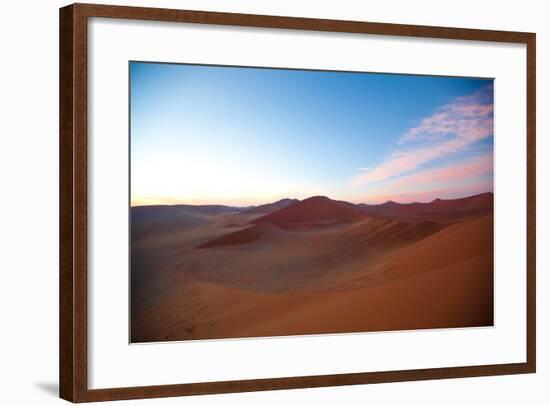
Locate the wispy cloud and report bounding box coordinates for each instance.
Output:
[385,153,492,190]
[351,84,493,187]
[354,153,493,203]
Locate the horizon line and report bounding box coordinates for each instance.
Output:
[130,191,493,209]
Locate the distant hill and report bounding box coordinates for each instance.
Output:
[250,196,367,228]
[131,204,238,239]
[358,192,493,220]
[240,198,300,214]
[132,204,238,217]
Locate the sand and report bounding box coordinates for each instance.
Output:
[131,195,493,342]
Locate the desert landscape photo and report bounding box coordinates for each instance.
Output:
[130,62,494,342]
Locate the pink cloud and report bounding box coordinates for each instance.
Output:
[386,153,493,190]
[353,153,493,204]
[351,85,493,187]
[402,101,493,143]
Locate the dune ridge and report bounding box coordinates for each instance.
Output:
[240,198,300,214]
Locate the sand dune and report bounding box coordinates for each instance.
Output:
[240,198,300,214]
[131,204,240,240]
[251,196,368,229]
[184,216,452,294]
[358,192,493,220]
[197,216,447,252]
[197,224,266,248]
[131,194,494,342]
[132,215,493,342]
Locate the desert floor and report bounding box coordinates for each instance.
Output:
[130,195,493,342]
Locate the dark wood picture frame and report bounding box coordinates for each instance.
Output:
[60,3,536,402]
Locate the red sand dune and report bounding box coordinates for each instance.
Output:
[251,196,367,228]
[198,216,447,251]
[197,224,265,248]
[359,192,493,220]
[131,214,493,342]
[347,218,448,248]
[240,198,299,214]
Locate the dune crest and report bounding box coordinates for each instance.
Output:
[240,198,300,214]
[196,224,274,248]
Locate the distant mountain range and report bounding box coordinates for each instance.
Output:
[357,192,493,220]
[132,192,493,220]
[131,192,493,240]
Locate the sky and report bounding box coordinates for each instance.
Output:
[130,62,493,207]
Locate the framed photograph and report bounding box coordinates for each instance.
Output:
[59,3,536,402]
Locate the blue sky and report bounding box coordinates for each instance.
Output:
[130,62,493,206]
